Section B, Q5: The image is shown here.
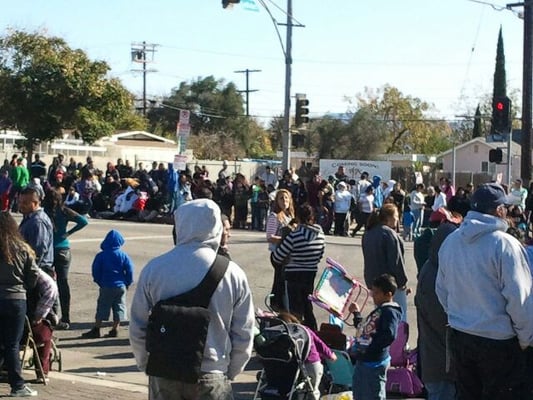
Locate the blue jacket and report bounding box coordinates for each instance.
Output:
[352,301,402,363]
[92,230,134,288]
[19,208,54,270]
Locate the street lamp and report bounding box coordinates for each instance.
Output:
[223,0,304,171]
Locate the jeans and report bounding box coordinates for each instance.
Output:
[425,381,457,400]
[96,286,127,321]
[149,373,233,400]
[393,288,407,322]
[450,329,524,400]
[0,299,27,390]
[353,360,388,400]
[54,247,72,323]
[412,208,424,235]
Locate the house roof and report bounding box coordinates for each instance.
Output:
[437,136,521,158]
[103,131,176,145]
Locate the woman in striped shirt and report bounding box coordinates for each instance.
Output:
[272,204,326,330]
[266,189,295,310]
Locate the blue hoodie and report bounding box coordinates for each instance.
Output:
[92,230,134,288]
[373,175,383,208]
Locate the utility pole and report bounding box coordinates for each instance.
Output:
[507,1,533,185]
[131,42,158,116]
[281,0,293,172]
[234,69,261,116]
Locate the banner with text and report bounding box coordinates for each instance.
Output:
[319,159,391,182]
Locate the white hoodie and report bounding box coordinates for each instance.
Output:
[436,210,533,348]
[129,199,254,379]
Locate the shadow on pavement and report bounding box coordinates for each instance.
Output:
[95,352,135,360]
[58,338,130,348]
[66,365,139,374]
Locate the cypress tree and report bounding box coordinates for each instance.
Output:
[491,26,507,134]
[472,104,483,138]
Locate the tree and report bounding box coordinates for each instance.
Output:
[148,76,272,158]
[0,30,141,158]
[472,104,483,138]
[491,26,507,134]
[351,85,452,154]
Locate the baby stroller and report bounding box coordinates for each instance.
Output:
[253,315,315,399]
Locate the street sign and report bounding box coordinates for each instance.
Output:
[178,124,191,137]
[174,154,188,171]
[179,110,190,124]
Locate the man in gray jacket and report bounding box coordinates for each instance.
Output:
[130,199,254,400]
[436,183,533,399]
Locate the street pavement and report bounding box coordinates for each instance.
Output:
[1,217,422,399]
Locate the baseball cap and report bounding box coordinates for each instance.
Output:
[470,183,509,214]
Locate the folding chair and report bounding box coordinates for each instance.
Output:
[325,350,354,394]
[20,317,48,385]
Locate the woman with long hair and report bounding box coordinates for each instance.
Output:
[43,188,88,329]
[0,211,40,397]
[362,203,409,321]
[265,189,295,310]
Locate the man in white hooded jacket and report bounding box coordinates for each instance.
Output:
[130,199,254,400]
[436,183,533,400]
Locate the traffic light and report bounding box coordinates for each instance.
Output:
[222,0,240,8]
[489,148,503,164]
[492,96,512,133]
[295,98,309,127]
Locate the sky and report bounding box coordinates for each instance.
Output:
[0,0,527,125]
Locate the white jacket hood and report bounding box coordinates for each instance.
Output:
[175,199,222,252]
[459,210,508,244]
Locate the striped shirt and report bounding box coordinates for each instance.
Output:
[272,223,326,273]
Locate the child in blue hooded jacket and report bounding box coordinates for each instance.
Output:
[82,230,134,339]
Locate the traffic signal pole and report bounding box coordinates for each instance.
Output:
[521,1,532,185]
[282,0,293,172]
[508,1,533,185]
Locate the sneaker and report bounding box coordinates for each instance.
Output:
[105,329,118,338]
[10,385,38,397]
[55,321,70,330]
[81,327,101,339]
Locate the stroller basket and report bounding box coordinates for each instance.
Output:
[254,318,313,399]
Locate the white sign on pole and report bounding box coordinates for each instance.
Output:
[179,110,190,124]
[319,159,392,182]
[178,124,191,137]
[174,154,188,171]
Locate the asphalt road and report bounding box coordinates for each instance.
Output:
[11,216,421,398]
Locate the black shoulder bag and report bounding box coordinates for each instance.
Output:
[145,254,229,382]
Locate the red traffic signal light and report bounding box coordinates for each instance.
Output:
[492,96,511,133]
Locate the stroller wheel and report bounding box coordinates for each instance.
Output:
[256,371,262,382]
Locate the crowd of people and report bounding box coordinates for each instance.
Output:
[4,151,533,399]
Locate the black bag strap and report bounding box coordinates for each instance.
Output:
[169,254,229,308]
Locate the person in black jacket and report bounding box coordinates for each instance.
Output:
[0,212,40,397]
[415,212,461,400]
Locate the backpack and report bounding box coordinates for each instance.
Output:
[386,321,424,397]
[145,255,229,383]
